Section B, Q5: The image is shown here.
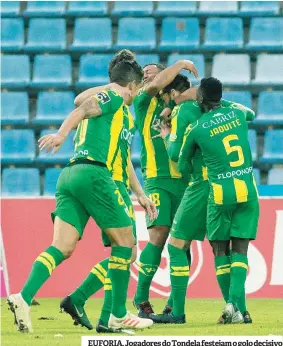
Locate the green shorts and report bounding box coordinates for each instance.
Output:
[207,198,260,241]
[170,180,209,241]
[51,164,132,240]
[102,181,137,247]
[144,177,187,228]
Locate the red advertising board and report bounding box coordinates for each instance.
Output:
[1,198,283,298]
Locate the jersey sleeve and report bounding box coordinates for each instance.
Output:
[134,88,153,111]
[178,123,198,177]
[221,99,255,121]
[93,90,123,115]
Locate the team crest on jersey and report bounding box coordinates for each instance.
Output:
[95,92,111,104]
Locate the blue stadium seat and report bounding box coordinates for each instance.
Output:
[31,55,71,88]
[260,130,283,164]
[24,1,65,17]
[71,18,112,51]
[247,18,283,50]
[131,132,142,165]
[155,2,196,16]
[258,185,283,197]
[25,19,66,52]
[253,168,260,185]
[222,91,252,109]
[135,167,144,187]
[112,1,153,16]
[67,1,107,16]
[1,130,35,164]
[115,18,156,50]
[167,54,204,84]
[44,168,62,196]
[240,1,280,16]
[198,1,238,15]
[1,55,30,88]
[1,1,20,17]
[1,92,29,125]
[212,54,250,85]
[1,18,24,52]
[136,54,160,67]
[248,130,257,162]
[159,18,199,51]
[203,18,243,50]
[36,130,75,164]
[253,55,283,86]
[256,91,283,125]
[129,104,136,118]
[268,168,283,185]
[76,54,112,88]
[33,91,75,125]
[2,168,40,196]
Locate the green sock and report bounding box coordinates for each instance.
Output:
[69,258,109,305]
[135,242,162,304]
[215,255,231,303]
[229,253,248,308]
[99,273,112,326]
[21,246,65,306]
[168,244,190,317]
[238,287,247,314]
[108,246,132,318]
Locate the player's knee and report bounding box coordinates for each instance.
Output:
[231,237,249,256]
[210,240,230,257]
[149,226,169,247]
[52,242,75,259]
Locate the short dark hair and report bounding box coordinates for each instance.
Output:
[163,74,191,94]
[199,77,222,103]
[143,63,166,71]
[108,50,143,86]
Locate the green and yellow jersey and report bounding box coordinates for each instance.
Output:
[178,106,258,205]
[134,88,182,180]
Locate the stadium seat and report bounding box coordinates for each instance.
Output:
[25,19,66,52]
[1,130,35,164]
[112,1,153,16]
[71,18,112,51]
[76,54,112,88]
[1,18,24,52]
[67,1,107,16]
[131,132,142,165]
[247,18,283,50]
[1,55,30,88]
[24,1,66,17]
[115,18,156,50]
[167,54,204,83]
[136,54,160,67]
[212,54,250,85]
[222,91,252,109]
[258,184,283,196]
[240,1,280,16]
[33,91,75,125]
[260,130,283,164]
[31,55,72,88]
[256,91,283,125]
[135,166,144,187]
[203,18,243,50]
[268,168,283,185]
[1,92,29,125]
[2,168,40,196]
[44,168,62,196]
[36,129,75,164]
[198,1,238,15]
[253,168,260,185]
[1,1,20,17]
[253,55,283,86]
[248,130,257,162]
[159,18,199,51]
[155,1,196,16]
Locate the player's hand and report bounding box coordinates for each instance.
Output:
[110,83,132,105]
[160,107,172,122]
[180,60,199,78]
[137,194,158,222]
[152,120,171,139]
[38,132,66,154]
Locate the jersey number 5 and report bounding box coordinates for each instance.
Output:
[222,135,244,167]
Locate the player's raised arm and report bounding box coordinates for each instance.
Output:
[221,99,256,121]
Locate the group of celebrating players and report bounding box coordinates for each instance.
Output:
[7,49,259,334]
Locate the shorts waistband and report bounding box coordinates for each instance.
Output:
[67,159,107,168]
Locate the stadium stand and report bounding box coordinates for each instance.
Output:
[240,1,280,16]
[66,1,107,16]
[136,54,160,67]
[167,54,204,83]
[1,1,20,17]
[268,168,283,185]
[1,55,30,88]
[23,1,66,17]
[131,132,142,166]
[112,1,153,16]
[253,168,261,186]
[248,130,257,162]
[1,18,24,52]
[2,168,40,196]
[260,130,283,164]
[222,91,252,109]
[44,168,63,196]
[159,18,199,51]
[256,91,283,125]
[1,92,29,125]
[154,1,196,16]
[135,167,144,187]
[198,1,238,15]
[253,55,283,86]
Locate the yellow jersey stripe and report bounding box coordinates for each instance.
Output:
[112,148,123,182]
[216,268,231,275]
[108,263,128,271]
[212,183,223,205]
[234,178,248,203]
[91,268,105,284]
[125,152,130,188]
[168,158,182,178]
[202,166,208,181]
[36,257,52,275]
[231,262,248,270]
[95,263,108,277]
[40,252,56,271]
[143,98,157,178]
[109,256,131,264]
[170,116,178,140]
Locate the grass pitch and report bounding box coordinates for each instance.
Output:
[2,298,283,346]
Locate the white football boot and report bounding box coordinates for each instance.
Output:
[109,311,153,330]
[7,293,33,332]
[222,303,244,324]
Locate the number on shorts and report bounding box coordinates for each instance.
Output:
[149,193,160,207]
[222,135,244,168]
[128,206,135,220]
[75,119,89,148]
[115,190,125,206]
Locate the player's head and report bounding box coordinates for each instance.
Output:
[143,63,165,84]
[197,77,222,112]
[162,74,191,103]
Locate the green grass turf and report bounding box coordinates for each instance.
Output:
[2,298,283,346]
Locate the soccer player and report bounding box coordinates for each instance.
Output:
[178,77,259,324]
[7,52,154,333]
